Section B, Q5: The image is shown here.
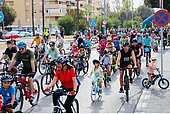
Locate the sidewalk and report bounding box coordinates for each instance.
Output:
[135,48,170,113]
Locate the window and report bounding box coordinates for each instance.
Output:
[26,18,30,22]
[26,2,30,6]
[80,4,83,7]
[26,10,30,14]
[39,2,42,5]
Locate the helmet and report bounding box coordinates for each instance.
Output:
[11,39,16,43]
[122,42,129,47]
[132,39,138,43]
[36,33,39,36]
[17,42,26,48]
[122,33,126,36]
[107,37,112,41]
[1,75,13,82]
[72,44,77,49]
[104,49,109,54]
[151,57,157,61]
[146,33,149,36]
[56,56,69,64]
[49,41,55,46]
[93,59,100,65]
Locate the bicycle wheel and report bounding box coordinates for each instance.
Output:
[142,78,151,88]
[2,63,7,72]
[61,49,65,55]
[38,62,47,75]
[41,73,54,96]
[75,63,81,77]
[124,75,129,102]
[104,73,107,88]
[14,87,24,112]
[158,78,169,89]
[146,53,149,67]
[83,60,89,74]
[90,86,97,102]
[71,99,79,113]
[30,79,40,106]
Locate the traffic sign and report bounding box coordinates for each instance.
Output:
[102,19,108,25]
[89,19,96,27]
[0,11,4,23]
[153,9,170,27]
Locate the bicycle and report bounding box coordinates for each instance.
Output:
[85,46,91,60]
[51,88,79,113]
[12,73,40,110]
[89,77,102,102]
[142,68,169,89]
[0,60,9,72]
[102,65,111,88]
[73,57,89,77]
[119,67,134,102]
[41,61,60,96]
[144,46,150,67]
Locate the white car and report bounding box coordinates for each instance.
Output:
[19,32,32,37]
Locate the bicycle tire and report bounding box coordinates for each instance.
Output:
[83,60,89,74]
[61,49,65,55]
[71,99,79,113]
[75,63,81,77]
[38,62,47,75]
[125,89,129,102]
[2,63,7,72]
[124,75,129,102]
[142,78,151,88]
[14,87,24,112]
[158,78,169,89]
[41,73,54,96]
[146,53,149,67]
[30,79,40,106]
[90,86,97,102]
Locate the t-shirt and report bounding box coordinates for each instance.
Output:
[85,40,92,47]
[33,37,42,46]
[46,48,58,61]
[101,55,111,65]
[99,39,107,49]
[14,49,36,68]
[120,48,132,64]
[0,85,17,104]
[38,44,48,54]
[55,68,76,89]
[143,37,152,47]
[113,41,121,50]
[136,36,143,44]
[4,47,17,60]
[148,62,156,74]
[91,67,103,78]
[130,44,140,56]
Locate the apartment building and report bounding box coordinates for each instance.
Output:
[5,0,94,27]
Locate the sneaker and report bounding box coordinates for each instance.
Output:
[130,78,133,84]
[29,96,34,102]
[99,89,102,96]
[145,85,149,89]
[108,77,111,81]
[119,88,124,93]
[53,107,58,113]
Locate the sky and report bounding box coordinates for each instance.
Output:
[109,0,144,12]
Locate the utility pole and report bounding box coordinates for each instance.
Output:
[104,0,106,34]
[42,0,45,37]
[32,0,35,36]
[76,0,79,31]
[132,0,134,29]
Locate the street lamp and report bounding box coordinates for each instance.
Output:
[32,0,35,36]
[42,0,45,37]
[104,0,106,34]
[76,0,80,31]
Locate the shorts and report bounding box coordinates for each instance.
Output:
[120,62,131,69]
[147,73,153,77]
[93,76,104,83]
[2,100,18,110]
[21,66,37,78]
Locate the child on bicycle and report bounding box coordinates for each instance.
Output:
[79,45,86,63]
[68,44,79,62]
[0,75,18,113]
[146,57,157,88]
[89,60,104,95]
[100,50,112,81]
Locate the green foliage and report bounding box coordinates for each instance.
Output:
[123,20,132,28]
[135,6,153,20]
[1,4,16,26]
[57,15,75,35]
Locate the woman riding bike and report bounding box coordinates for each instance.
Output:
[44,56,79,113]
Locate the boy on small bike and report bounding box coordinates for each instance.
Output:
[79,45,86,64]
[89,60,104,95]
[146,57,157,89]
[0,75,18,113]
[100,50,112,81]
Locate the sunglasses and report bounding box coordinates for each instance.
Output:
[19,47,25,51]
[50,45,54,47]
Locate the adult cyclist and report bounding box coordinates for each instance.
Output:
[8,42,37,102]
[44,56,79,113]
[115,42,137,93]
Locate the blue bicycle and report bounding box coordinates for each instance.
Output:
[90,77,102,102]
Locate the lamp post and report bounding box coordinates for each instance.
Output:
[132,0,134,29]
[32,0,35,36]
[42,0,45,37]
[104,0,106,34]
[76,0,79,31]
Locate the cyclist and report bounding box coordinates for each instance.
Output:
[79,45,86,64]
[89,59,104,96]
[115,42,137,93]
[55,33,64,55]
[37,39,48,59]
[97,36,107,57]
[68,44,79,62]
[113,37,121,52]
[106,37,115,54]
[41,41,59,75]
[44,56,78,113]
[0,75,18,113]
[8,41,37,102]
[11,39,17,50]
[130,39,141,75]
[0,41,17,62]
[146,57,157,89]
[76,33,86,49]
[100,50,112,81]
[143,33,153,62]
[85,36,92,48]
[30,33,42,47]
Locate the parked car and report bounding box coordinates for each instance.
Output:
[1,31,19,39]
[19,31,32,37]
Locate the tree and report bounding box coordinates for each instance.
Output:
[122,0,131,28]
[1,4,16,26]
[57,15,75,35]
[83,3,93,22]
[136,6,154,21]
[144,0,170,12]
